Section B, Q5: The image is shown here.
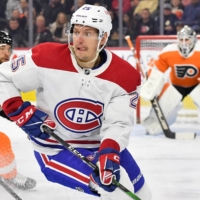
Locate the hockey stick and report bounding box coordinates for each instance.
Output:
[125,35,196,139]
[0,177,23,200]
[151,97,196,139]
[125,35,146,124]
[125,35,146,79]
[43,126,141,200]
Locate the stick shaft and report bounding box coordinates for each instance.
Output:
[125,36,146,78]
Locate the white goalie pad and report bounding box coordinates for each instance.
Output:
[142,102,183,135]
[189,83,200,109]
[158,84,183,117]
[140,68,165,101]
[142,84,183,135]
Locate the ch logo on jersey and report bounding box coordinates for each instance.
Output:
[55,98,104,133]
[86,151,98,161]
[11,55,26,72]
[175,65,198,78]
[129,91,139,109]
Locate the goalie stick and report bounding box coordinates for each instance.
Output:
[151,97,196,139]
[0,177,22,200]
[125,35,196,140]
[43,126,141,200]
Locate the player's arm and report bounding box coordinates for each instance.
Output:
[0,49,56,140]
[0,52,39,108]
[90,92,139,192]
[90,71,141,192]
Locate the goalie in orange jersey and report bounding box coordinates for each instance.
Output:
[140,25,200,135]
[0,30,36,190]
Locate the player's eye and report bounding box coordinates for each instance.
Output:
[85,32,91,37]
[73,31,79,36]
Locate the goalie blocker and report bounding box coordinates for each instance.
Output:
[140,68,196,139]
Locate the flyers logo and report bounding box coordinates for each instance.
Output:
[55,98,104,133]
[175,65,198,78]
[11,55,26,72]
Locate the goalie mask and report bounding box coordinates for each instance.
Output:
[0,30,13,49]
[68,4,112,63]
[177,25,196,57]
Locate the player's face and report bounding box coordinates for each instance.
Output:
[0,44,12,64]
[72,25,100,62]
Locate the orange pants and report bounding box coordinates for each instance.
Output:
[0,132,17,179]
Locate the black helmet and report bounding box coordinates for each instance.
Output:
[0,30,13,48]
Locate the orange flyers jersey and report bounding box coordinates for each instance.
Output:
[154,42,200,88]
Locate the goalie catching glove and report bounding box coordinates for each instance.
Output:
[90,139,120,192]
[8,101,56,139]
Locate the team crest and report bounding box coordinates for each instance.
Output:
[175,65,198,78]
[86,151,98,161]
[55,98,104,133]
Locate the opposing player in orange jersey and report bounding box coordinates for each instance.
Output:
[140,25,200,135]
[0,30,36,190]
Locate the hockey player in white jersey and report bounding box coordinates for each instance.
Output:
[0,5,151,200]
[141,25,200,135]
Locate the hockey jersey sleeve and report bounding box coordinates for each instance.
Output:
[99,60,141,152]
[154,44,176,73]
[0,50,40,113]
[154,53,169,73]
[100,85,140,152]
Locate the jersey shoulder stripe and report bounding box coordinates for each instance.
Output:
[31,42,77,72]
[97,51,141,93]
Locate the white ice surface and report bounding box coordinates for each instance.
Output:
[0,116,200,200]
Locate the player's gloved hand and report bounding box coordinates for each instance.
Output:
[90,139,120,192]
[8,101,56,139]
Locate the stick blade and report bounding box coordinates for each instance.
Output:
[175,132,196,140]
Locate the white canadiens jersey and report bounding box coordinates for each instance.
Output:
[0,43,141,155]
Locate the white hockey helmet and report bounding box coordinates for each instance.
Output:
[69,4,112,49]
[177,25,197,57]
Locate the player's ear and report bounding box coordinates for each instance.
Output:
[100,33,108,46]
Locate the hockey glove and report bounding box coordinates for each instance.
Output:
[8,101,56,139]
[90,139,120,192]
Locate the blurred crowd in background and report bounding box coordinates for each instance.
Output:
[0,0,200,48]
